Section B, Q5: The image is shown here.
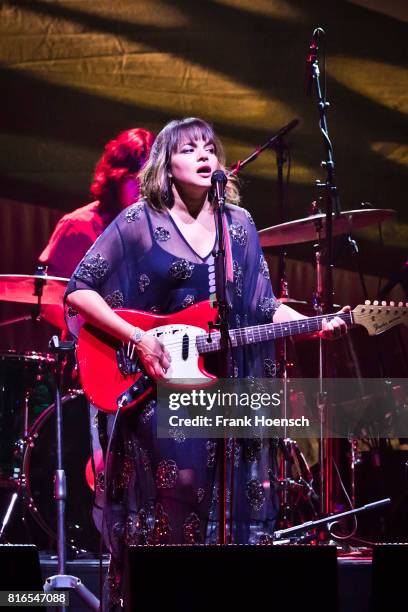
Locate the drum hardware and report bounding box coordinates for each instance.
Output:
[21,390,99,554]
[349,438,363,509]
[0,273,69,306]
[0,315,33,328]
[43,335,99,610]
[275,437,318,529]
[275,335,318,528]
[279,297,308,307]
[257,198,396,522]
[231,119,306,528]
[0,492,18,541]
[0,351,56,544]
[229,119,300,540]
[0,272,69,331]
[257,207,395,248]
[277,337,291,529]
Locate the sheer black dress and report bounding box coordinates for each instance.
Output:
[65,200,281,608]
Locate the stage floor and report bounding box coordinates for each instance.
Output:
[39,550,373,612]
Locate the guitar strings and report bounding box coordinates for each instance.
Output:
[138,310,396,353]
[125,309,404,355]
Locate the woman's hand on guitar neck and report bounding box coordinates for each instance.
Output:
[319,305,351,340]
[273,301,351,340]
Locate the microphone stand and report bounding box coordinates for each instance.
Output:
[307,27,340,313]
[230,118,299,177]
[307,27,341,516]
[229,118,299,299]
[273,498,391,543]
[211,173,231,545]
[231,120,299,529]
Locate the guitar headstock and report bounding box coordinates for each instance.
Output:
[352,301,408,336]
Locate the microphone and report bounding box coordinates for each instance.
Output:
[304,27,323,96]
[211,170,227,207]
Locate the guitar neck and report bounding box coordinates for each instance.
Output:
[196,311,353,354]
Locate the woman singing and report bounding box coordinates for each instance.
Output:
[65,117,347,607]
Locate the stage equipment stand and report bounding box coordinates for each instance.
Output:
[43,336,99,611]
[273,127,295,528]
[229,118,299,299]
[230,120,299,300]
[210,170,233,545]
[306,27,340,312]
[273,497,390,543]
[0,267,49,543]
[306,27,344,515]
[230,119,300,528]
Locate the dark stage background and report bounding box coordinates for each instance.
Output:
[1,0,407,280]
[1,0,407,348]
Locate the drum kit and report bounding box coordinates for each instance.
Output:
[0,274,99,553]
[0,205,398,549]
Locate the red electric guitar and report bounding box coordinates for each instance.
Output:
[76,300,408,413]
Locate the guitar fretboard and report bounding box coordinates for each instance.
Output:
[196,311,353,354]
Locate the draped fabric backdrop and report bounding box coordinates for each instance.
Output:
[0,0,407,350]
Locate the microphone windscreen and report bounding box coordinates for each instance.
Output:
[211,170,227,186]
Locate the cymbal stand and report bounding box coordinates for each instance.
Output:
[274,135,290,300]
[276,339,291,528]
[43,336,99,611]
[273,132,297,526]
[308,207,331,516]
[32,265,48,321]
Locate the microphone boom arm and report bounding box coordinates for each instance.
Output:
[230,118,299,175]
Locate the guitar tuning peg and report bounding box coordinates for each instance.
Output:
[381,301,387,306]
[373,300,379,306]
[398,302,403,307]
[365,300,371,305]
[390,301,395,307]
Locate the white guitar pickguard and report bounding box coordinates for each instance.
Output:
[146,323,211,382]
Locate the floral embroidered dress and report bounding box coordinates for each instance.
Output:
[65,200,281,606]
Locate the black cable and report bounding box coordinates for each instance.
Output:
[328,457,358,540]
[98,405,121,612]
[322,31,327,106]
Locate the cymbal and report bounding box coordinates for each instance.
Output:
[258,208,395,248]
[0,274,69,305]
[278,297,308,305]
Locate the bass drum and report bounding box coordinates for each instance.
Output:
[23,391,100,553]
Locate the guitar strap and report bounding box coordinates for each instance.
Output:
[210,214,233,306]
[223,214,233,283]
